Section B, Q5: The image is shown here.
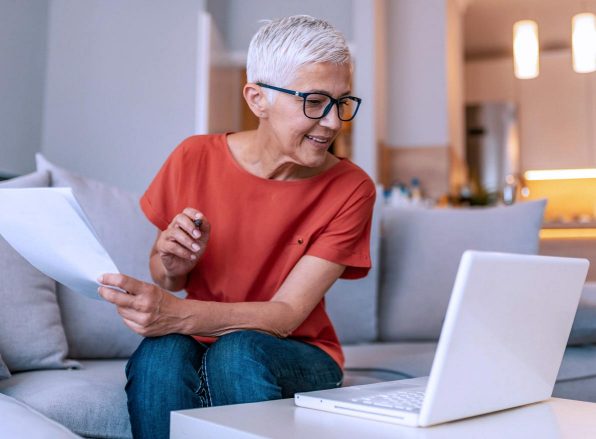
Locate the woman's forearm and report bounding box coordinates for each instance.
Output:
[173,256,344,339]
[177,299,298,339]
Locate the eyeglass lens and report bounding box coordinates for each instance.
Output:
[303,94,358,121]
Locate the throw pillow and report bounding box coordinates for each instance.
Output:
[36,154,154,358]
[379,200,546,341]
[0,171,80,372]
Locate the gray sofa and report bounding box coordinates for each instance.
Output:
[1,158,596,439]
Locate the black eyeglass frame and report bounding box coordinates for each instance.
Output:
[256,82,362,122]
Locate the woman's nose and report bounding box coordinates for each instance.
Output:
[319,103,342,130]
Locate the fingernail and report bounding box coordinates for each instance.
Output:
[97,275,104,283]
[193,230,200,238]
[190,254,196,260]
[192,243,200,251]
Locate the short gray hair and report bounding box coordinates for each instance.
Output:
[246,15,351,95]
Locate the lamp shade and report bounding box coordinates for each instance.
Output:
[513,20,540,79]
[572,13,596,74]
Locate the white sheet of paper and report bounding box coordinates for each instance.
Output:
[0,187,119,299]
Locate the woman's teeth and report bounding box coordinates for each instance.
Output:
[306,135,328,144]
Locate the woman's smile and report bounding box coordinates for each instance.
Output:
[304,134,333,149]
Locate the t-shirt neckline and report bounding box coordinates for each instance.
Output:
[220,133,347,185]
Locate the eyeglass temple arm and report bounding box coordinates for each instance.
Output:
[256,82,301,97]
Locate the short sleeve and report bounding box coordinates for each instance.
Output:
[306,180,376,279]
[139,140,188,231]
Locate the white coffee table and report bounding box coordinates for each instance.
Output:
[170,397,596,438]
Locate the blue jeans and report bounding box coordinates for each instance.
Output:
[125,331,343,439]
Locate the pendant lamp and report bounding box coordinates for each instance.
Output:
[513,20,540,79]
[572,13,596,73]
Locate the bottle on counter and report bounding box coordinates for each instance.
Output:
[502,174,517,205]
[388,183,410,207]
[386,178,428,207]
[410,178,422,204]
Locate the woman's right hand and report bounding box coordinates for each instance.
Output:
[155,208,211,278]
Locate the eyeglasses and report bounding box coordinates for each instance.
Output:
[256,82,362,122]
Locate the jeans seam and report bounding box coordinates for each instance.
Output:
[200,347,213,407]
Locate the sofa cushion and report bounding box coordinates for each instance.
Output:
[0,172,80,373]
[553,376,596,403]
[36,155,154,359]
[343,342,436,387]
[379,200,546,341]
[0,360,131,439]
[0,393,81,438]
[325,185,383,344]
[553,345,596,403]
[568,282,596,345]
[0,354,10,380]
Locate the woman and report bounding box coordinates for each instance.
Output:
[98,15,375,439]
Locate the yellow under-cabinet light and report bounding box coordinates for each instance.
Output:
[541,228,596,239]
[524,169,596,181]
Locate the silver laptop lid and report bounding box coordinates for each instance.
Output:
[420,251,589,427]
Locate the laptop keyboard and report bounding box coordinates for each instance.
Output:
[350,390,425,412]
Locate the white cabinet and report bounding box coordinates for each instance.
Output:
[591,72,596,166]
[518,51,593,170]
[465,50,596,171]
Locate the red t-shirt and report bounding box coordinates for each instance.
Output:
[140,134,375,368]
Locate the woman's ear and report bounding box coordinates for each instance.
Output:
[243,83,269,119]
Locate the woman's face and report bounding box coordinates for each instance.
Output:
[264,62,351,168]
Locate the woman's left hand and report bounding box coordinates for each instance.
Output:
[97,273,185,337]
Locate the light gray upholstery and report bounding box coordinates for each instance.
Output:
[550,346,596,402]
[0,172,80,373]
[553,376,596,402]
[0,171,49,188]
[326,185,383,344]
[569,283,596,345]
[36,155,153,359]
[343,342,436,386]
[379,200,546,341]
[0,393,81,439]
[557,345,596,381]
[0,360,131,439]
[0,354,10,380]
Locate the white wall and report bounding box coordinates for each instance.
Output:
[0,0,48,177]
[465,57,516,103]
[207,0,353,54]
[42,0,206,193]
[386,0,449,147]
[351,0,384,181]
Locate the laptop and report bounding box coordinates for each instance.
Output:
[295,250,589,427]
